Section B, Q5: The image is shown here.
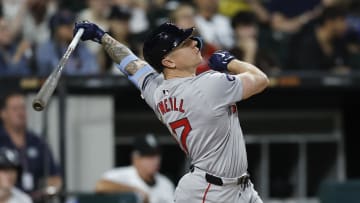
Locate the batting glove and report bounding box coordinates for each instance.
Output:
[208,50,236,71]
[74,21,106,44]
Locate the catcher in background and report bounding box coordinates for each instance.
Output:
[0,147,32,203]
[74,20,268,202]
[96,134,174,203]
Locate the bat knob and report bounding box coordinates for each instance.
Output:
[33,100,45,111]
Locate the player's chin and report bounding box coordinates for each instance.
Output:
[197,53,203,61]
[195,57,202,66]
[194,58,202,67]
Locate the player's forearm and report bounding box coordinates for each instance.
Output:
[95,180,138,193]
[101,34,147,75]
[229,59,270,86]
[228,59,266,77]
[96,180,149,203]
[271,12,311,33]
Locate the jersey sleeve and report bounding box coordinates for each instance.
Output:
[140,73,164,111]
[199,71,243,109]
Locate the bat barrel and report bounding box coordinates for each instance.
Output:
[32,70,59,111]
[32,28,84,111]
[33,99,45,111]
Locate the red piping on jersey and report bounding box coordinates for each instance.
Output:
[202,183,211,203]
[169,117,192,154]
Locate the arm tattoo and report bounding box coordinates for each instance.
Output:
[102,34,146,75]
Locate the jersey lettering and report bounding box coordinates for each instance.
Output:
[157,97,185,115]
[169,117,192,154]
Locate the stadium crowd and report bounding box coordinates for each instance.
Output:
[0,0,359,76]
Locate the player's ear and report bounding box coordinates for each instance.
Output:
[161,57,176,69]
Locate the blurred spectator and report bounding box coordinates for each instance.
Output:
[170,2,196,29]
[147,0,169,30]
[230,11,280,74]
[346,0,360,69]
[267,0,322,34]
[194,0,234,49]
[22,0,58,46]
[78,0,111,54]
[148,0,181,30]
[78,0,110,30]
[36,10,99,75]
[169,3,217,74]
[112,0,149,36]
[0,91,62,201]
[322,0,352,7]
[1,0,25,21]
[219,0,270,24]
[96,134,174,203]
[0,17,32,76]
[219,0,253,17]
[287,6,350,72]
[59,0,86,12]
[99,6,137,74]
[0,147,33,203]
[1,0,27,38]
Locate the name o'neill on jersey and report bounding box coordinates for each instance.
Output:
[157,97,185,115]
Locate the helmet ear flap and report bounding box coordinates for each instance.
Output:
[190,36,203,51]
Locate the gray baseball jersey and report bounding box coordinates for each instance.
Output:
[139,70,248,178]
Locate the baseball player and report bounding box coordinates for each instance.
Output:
[74,21,269,202]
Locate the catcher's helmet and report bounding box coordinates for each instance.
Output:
[143,23,201,72]
[0,147,21,172]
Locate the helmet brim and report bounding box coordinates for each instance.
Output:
[170,27,195,53]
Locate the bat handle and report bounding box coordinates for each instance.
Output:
[69,28,84,49]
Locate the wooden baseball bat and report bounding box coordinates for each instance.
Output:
[32,28,84,111]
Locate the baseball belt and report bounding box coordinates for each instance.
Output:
[189,165,251,189]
